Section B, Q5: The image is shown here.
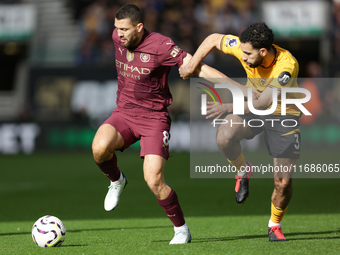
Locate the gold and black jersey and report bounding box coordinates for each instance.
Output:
[220,35,302,117]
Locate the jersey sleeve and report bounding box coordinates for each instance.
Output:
[157,38,187,67]
[220,35,243,59]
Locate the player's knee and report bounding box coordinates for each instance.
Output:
[92,142,109,163]
[216,128,234,150]
[145,174,165,196]
[145,178,161,195]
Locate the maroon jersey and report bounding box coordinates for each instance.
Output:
[112,28,187,114]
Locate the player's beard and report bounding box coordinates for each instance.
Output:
[121,30,140,49]
[248,54,264,68]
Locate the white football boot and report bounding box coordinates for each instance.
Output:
[104,172,128,211]
[169,223,191,244]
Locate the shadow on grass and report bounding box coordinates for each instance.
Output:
[153,229,340,243]
[61,244,89,247]
[0,225,172,236]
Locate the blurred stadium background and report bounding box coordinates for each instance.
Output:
[0,0,339,155]
[0,0,339,184]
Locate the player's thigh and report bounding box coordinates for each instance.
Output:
[92,124,125,154]
[217,114,256,142]
[143,154,166,184]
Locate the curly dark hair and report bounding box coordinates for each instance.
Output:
[239,22,274,50]
[116,4,144,26]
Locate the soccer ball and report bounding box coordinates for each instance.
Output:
[32,215,66,247]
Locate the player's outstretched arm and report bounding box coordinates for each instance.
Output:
[179,33,224,80]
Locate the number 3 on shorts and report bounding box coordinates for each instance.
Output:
[294,133,300,150]
[163,131,170,146]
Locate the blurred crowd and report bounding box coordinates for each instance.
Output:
[0,0,23,3]
[71,0,340,67]
[70,0,340,125]
[300,61,340,126]
[71,0,257,66]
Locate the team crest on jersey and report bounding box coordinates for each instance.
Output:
[126,50,134,62]
[259,78,266,86]
[228,38,238,47]
[140,53,150,63]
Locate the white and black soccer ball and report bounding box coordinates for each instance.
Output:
[32,215,66,247]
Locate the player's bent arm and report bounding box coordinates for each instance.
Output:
[189,33,224,68]
[244,87,278,114]
[180,33,225,78]
[196,63,228,80]
[206,87,273,119]
[181,54,250,96]
[196,63,249,94]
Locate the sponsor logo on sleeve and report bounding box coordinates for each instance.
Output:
[166,40,173,45]
[170,46,180,57]
[278,72,291,86]
[228,38,238,47]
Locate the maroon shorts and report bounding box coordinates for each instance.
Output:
[103,109,171,159]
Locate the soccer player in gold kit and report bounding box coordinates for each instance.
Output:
[180,22,303,241]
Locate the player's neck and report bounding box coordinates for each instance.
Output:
[137,28,145,44]
[132,28,145,48]
[261,46,276,69]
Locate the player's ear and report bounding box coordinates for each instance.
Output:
[137,23,144,32]
[260,48,267,57]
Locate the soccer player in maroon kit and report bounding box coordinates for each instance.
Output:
[92,4,227,244]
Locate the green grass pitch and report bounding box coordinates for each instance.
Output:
[0,150,340,254]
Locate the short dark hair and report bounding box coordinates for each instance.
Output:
[115,4,144,26]
[240,22,274,50]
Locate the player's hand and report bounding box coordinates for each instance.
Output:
[179,65,194,80]
[252,89,260,101]
[206,101,232,125]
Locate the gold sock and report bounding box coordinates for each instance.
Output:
[228,152,246,172]
[271,202,288,223]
